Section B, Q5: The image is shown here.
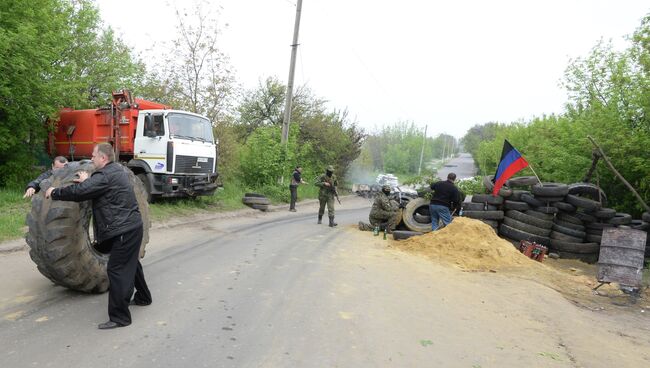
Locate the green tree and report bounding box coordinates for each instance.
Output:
[0,0,146,187]
[138,1,236,124]
[235,78,363,183]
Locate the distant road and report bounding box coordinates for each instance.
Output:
[436,153,477,180]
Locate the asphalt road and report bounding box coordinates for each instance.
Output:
[1,194,648,366]
[436,153,477,180]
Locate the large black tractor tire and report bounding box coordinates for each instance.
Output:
[25,161,150,293]
[136,173,154,203]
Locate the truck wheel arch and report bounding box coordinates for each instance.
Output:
[127,159,155,202]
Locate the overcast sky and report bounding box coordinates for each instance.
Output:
[97,0,649,138]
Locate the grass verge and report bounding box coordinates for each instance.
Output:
[0,180,324,242]
[0,188,31,243]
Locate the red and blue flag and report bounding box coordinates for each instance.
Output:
[492,140,529,196]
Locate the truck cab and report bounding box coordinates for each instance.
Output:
[130,110,219,200]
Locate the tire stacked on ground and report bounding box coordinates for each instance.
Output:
[497,183,566,248]
[462,193,504,230]
[242,193,270,211]
[402,197,433,233]
[499,209,553,247]
[545,184,616,263]
[639,212,650,257]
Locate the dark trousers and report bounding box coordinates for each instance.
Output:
[289,185,298,210]
[106,226,151,325]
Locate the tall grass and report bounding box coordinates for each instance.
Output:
[0,188,30,242]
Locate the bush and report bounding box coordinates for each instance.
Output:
[457,176,486,196]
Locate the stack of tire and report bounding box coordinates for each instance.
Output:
[457,176,506,230]
[642,212,650,258]
[241,193,270,211]
[461,193,504,230]
[498,176,556,248]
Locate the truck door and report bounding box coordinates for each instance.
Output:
[134,113,168,173]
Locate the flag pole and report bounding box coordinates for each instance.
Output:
[527,163,543,185]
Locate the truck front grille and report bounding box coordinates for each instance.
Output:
[174,155,214,174]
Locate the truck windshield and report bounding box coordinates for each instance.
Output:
[168,113,214,143]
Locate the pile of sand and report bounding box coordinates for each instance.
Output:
[388,217,649,308]
[392,217,536,271]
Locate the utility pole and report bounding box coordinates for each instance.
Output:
[418,125,427,175]
[441,135,446,162]
[281,0,303,145]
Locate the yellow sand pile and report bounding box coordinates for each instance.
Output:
[388,217,649,308]
[392,217,535,271]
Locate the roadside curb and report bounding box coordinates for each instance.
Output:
[151,198,323,230]
[0,238,27,253]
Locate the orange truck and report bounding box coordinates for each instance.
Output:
[48,90,219,201]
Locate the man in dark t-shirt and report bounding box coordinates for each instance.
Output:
[289,166,306,212]
[429,172,461,230]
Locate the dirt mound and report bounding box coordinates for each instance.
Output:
[387,217,649,309]
[392,217,534,271]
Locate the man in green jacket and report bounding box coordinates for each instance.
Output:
[358,185,400,232]
[315,165,338,227]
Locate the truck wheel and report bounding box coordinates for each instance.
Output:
[25,162,150,293]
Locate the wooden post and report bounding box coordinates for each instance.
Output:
[587,136,650,212]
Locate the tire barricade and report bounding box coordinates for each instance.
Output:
[455,176,650,263]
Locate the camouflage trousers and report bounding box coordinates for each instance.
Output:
[318,196,335,217]
[359,211,399,232]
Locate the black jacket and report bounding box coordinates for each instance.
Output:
[430,180,461,209]
[52,162,142,242]
[26,170,53,193]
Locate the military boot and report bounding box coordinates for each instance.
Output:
[317,215,323,224]
[329,216,338,227]
[358,221,373,231]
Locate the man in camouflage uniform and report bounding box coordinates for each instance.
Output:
[315,165,338,227]
[358,184,400,232]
